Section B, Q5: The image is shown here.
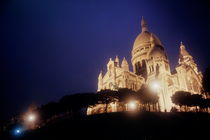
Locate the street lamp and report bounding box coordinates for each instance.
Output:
[149,80,167,112]
[26,113,36,123]
[23,112,39,129]
[149,80,160,92]
[127,100,137,111]
[13,127,24,136]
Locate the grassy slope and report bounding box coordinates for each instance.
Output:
[7,112,210,140]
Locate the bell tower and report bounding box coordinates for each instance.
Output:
[178,42,198,73]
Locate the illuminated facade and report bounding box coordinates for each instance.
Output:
[87,17,203,114]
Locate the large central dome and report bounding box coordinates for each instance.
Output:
[131,17,167,74]
[133,31,162,49]
[132,17,162,52]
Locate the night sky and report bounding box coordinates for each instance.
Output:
[1,0,210,121]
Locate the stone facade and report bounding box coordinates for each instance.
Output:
[88,17,203,114]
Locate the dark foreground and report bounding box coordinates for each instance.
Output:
[5,112,210,140]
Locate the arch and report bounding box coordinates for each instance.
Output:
[156,64,160,76]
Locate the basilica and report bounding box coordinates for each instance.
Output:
[87,17,203,114]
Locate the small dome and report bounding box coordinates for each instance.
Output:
[121,57,128,66]
[149,46,167,59]
[121,57,129,71]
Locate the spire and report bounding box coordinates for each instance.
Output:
[178,42,198,73]
[179,41,189,56]
[122,57,128,62]
[115,55,119,61]
[141,16,148,32]
[180,41,185,49]
[115,56,120,67]
[179,41,192,64]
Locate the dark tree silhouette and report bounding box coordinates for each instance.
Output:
[171,91,191,111]
[171,91,205,112]
[35,93,99,124]
[116,88,138,111]
[199,98,210,112]
[97,90,118,112]
[39,102,61,120]
[116,88,137,102]
[137,85,159,112]
[59,93,98,114]
[97,88,139,112]
[186,94,203,112]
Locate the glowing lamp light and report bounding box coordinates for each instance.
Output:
[27,114,36,122]
[150,80,160,92]
[16,129,20,134]
[13,127,23,136]
[128,101,137,111]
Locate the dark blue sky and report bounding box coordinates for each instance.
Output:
[1,0,210,120]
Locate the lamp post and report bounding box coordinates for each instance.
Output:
[127,100,138,111]
[150,80,160,92]
[26,113,36,123]
[23,112,39,129]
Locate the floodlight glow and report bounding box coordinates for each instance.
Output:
[150,80,160,92]
[27,114,36,122]
[128,101,137,111]
[13,127,23,136]
[16,129,20,133]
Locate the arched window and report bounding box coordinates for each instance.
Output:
[135,61,141,75]
[156,64,160,76]
[135,63,138,73]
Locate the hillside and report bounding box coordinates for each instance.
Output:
[5,112,210,140]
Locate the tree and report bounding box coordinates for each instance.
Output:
[171,91,191,111]
[97,90,117,112]
[170,107,178,112]
[171,91,205,112]
[59,93,98,114]
[116,88,137,102]
[188,94,203,112]
[39,102,61,120]
[199,98,210,112]
[137,85,159,112]
[202,66,210,96]
[116,88,139,111]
